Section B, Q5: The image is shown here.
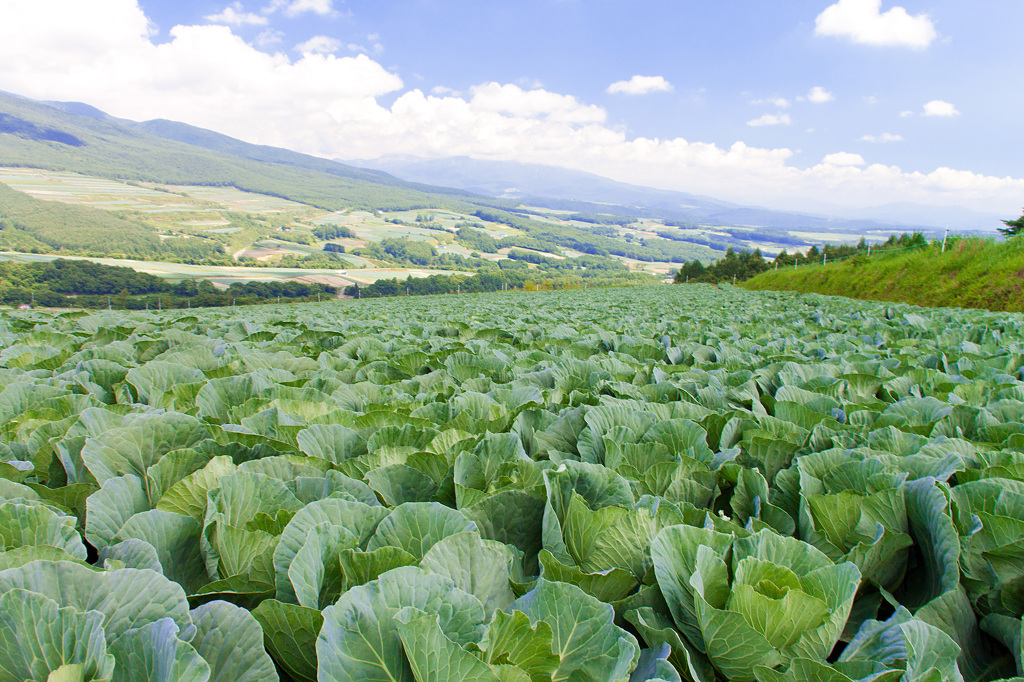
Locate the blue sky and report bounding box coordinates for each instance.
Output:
[1,0,1021,215]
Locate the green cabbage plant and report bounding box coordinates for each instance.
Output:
[652,526,860,681]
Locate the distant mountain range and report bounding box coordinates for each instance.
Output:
[346,156,1004,234]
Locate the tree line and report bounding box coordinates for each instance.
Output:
[345,265,654,299]
[674,232,931,285]
[0,259,335,309]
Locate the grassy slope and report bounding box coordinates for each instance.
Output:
[0,93,478,212]
[742,237,1024,312]
[0,182,168,257]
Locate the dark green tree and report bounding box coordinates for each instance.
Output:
[999,210,1024,237]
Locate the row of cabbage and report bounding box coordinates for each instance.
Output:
[2,285,1024,682]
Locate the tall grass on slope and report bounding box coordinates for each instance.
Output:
[742,236,1024,312]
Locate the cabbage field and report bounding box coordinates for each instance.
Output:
[3,285,1024,682]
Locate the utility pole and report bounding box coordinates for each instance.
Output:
[108,296,112,311]
[941,228,948,253]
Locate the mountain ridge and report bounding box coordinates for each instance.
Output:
[345,154,962,234]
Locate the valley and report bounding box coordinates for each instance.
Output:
[0,92,948,305]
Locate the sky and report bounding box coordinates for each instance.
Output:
[1,0,1022,216]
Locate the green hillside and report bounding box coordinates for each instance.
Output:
[0,182,228,261]
[742,235,1024,312]
[0,93,476,212]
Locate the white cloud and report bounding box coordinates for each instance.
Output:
[823,152,867,166]
[861,133,904,143]
[900,110,914,117]
[516,77,544,90]
[0,0,1020,217]
[345,33,384,56]
[295,35,341,54]
[350,44,383,56]
[263,0,334,17]
[815,0,937,48]
[807,86,834,103]
[256,29,284,46]
[752,97,791,108]
[606,75,673,96]
[470,83,606,124]
[923,99,959,117]
[864,95,879,105]
[206,3,268,26]
[747,113,792,127]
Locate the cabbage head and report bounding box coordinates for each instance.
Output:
[653,526,860,682]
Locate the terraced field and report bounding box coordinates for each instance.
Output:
[2,285,1024,680]
[0,167,207,212]
[153,184,309,213]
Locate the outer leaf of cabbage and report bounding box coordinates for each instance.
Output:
[188,600,278,682]
[507,578,639,682]
[317,566,487,682]
[0,560,193,644]
[0,588,114,682]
